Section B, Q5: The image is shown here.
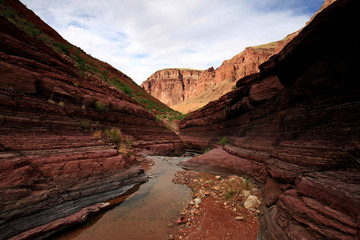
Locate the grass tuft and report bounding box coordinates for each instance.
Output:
[219,137,227,146]
[105,127,123,145]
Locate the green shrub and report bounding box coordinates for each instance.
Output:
[219,137,227,146]
[120,84,134,98]
[125,138,132,148]
[245,177,250,190]
[204,147,211,153]
[80,119,90,129]
[155,115,162,122]
[23,22,41,38]
[94,100,108,112]
[54,41,72,55]
[174,113,188,120]
[224,189,234,199]
[105,127,123,145]
[75,52,89,71]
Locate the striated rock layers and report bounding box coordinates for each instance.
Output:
[142,45,281,113]
[0,1,182,239]
[141,68,205,106]
[179,0,360,239]
[142,1,337,114]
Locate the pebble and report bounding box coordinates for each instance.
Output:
[176,216,187,225]
[244,195,259,210]
[242,190,251,198]
[194,198,201,206]
[215,176,221,180]
[235,216,245,221]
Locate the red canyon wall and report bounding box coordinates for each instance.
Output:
[179,0,360,239]
[141,45,281,113]
[141,68,204,106]
[0,1,181,239]
[141,0,337,114]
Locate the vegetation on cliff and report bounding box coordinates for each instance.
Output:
[0,0,175,115]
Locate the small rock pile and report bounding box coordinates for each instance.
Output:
[172,171,262,227]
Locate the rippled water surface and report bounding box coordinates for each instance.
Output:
[54,156,192,240]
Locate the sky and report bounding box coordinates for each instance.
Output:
[21,0,324,85]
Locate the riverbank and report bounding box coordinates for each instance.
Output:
[171,170,261,240]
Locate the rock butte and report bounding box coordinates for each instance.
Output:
[1,0,359,240]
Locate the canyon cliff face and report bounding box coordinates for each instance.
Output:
[0,1,181,239]
[141,1,336,114]
[141,68,204,106]
[179,0,360,239]
[142,45,281,113]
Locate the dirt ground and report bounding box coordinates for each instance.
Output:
[170,171,261,240]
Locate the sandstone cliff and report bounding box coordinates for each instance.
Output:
[0,1,181,239]
[141,68,204,106]
[172,42,292,113]
[142,0,337,114]
[141,45,281,113]
[179,0,360,239]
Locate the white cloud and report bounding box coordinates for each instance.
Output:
[22,0,323,85]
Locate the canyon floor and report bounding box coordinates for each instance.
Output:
[171,168,261,240]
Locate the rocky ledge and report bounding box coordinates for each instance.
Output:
[179,0,360,239]
[0,1,182,239]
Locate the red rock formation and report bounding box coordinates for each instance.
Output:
[142,1,337,114]
[141,68,204,106]
[141,46,279,113]
[0,1,182,239]
[179,0,360,239]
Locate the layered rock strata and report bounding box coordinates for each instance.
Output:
[142,1,337,114]
[179,0,360,239]
[141,68,204,106]
[0,1,182,239]
[142,45,279,113]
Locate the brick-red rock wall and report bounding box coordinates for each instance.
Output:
[141,47,279,110]
[0,2,182,239]
[179,0,360,238]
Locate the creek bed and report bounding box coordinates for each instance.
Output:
[53,156,192,240]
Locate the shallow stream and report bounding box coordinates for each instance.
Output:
[53,156,192,240]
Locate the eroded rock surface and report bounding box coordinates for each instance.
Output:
[179,0,360,239]
[0,1,182,239]
[142,46,280,113]
[141,1,338,115]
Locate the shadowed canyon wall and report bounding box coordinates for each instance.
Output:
[0,1,182,239]
[179,0,360,239]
